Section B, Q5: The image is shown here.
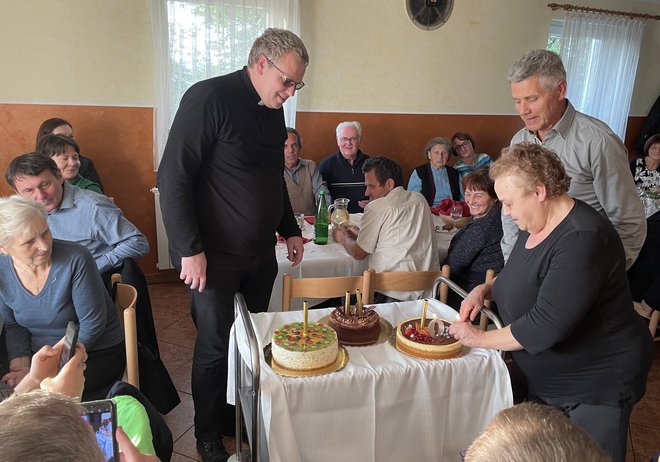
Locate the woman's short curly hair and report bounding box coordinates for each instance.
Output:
[490,143,571,197]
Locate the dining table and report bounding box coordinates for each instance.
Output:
[269,213,455,311]
[228,298,513,462]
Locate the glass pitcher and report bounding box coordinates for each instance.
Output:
[328,198,350,227]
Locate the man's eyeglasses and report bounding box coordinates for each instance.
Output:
[267,58,305,91]
[454,141,471,150]
[339,137,359,144]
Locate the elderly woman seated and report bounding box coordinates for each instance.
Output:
[442,168,503,309]
[408,136,463,206]
[0,196,124,401]
[37,134,103,193]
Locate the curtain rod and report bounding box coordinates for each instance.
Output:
[547,3,660,20]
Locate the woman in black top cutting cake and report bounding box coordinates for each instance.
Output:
[450,143,654,462]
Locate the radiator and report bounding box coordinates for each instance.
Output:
[150,187,175,270]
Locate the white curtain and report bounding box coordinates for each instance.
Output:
[151,0,301,168]
[559,11,645,140]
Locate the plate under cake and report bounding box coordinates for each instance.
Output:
[271,321,339,371]
[327,304,381,346]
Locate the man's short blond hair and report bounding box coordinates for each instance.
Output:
[465,402,610,462]
[248,28,309,67]
[0,391,105,462]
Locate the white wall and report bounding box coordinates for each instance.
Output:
[0,0,658,115]
[298,0,660,116]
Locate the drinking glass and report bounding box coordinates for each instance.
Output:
[450,203,463,231]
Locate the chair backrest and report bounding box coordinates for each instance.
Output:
[364,265,451,303]
[111,273,139,388]
[281,272,368,311]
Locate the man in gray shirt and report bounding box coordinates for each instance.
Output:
[283,127,331,215]
[502,49,645,269]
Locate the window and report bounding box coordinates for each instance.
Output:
[151,0,300,168]
[168,1,266,124]
[546,19,563,54]
[545,13,645,139]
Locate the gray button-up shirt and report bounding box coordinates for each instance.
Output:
[503,100,646,269]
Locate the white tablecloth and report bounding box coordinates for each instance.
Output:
[269,214,454,312]
[229,299,513,462]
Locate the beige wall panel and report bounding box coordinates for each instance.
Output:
[0,0,153,105]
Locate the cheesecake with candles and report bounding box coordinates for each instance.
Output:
[327,290,381,346]
[271,321,339,371]
[395,318,462,359]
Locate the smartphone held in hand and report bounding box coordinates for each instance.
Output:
[59,321,79,371]
[81,399,119,462]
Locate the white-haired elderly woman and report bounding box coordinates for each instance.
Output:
[450,144,654,462]
[408,136,463,207]
[0,196,124,401]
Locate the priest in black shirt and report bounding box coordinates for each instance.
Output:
[157,28,308,462]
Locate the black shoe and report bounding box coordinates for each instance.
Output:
[196,440,229,462]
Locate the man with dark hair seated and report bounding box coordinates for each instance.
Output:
[6,153,148,278]
[332,156,438,302]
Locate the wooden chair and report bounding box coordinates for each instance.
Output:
[111,274,140,388]
[281,272,369,311]
[479,269,497,331]
[363,265,451,304]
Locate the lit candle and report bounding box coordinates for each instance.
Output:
[344,291,351,317]
[303,300,309,336]
[420,299,428,329]
[356,289,363,316]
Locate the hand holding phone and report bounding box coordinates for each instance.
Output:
[59,321,79,371]
[81,399,119,462]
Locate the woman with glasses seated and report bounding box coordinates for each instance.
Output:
[408,136,463,207]
[451,132,493,178]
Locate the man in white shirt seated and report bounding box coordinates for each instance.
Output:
[332,156,439,302]
[283,127,331,215]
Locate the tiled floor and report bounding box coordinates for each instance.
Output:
[150,280,660,461]
[150,280,243,461]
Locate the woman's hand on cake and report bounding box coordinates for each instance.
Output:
[449,321,482,348]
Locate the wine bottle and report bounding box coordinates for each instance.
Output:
[314,191,328,245]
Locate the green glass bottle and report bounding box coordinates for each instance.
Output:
[314,191,329,245]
